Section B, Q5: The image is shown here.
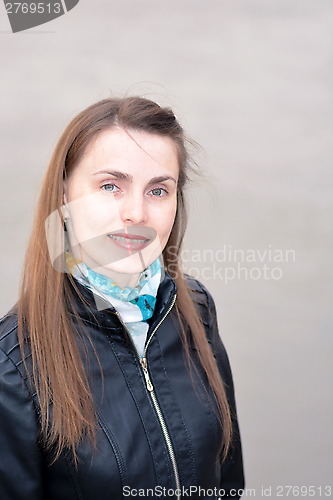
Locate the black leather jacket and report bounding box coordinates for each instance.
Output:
[0,273,244,500]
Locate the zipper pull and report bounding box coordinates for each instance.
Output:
[140,357,154,392]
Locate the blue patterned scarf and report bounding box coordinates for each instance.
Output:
[66,252,163,357]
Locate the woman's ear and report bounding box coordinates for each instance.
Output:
[62,185,70,221]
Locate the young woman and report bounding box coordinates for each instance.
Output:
[0,97,244,499]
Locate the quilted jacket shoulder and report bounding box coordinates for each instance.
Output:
[0,308,34,379]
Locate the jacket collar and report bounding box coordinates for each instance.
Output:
[65,271,177,329]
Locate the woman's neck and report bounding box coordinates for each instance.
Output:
[91,266,141,289]
[69,248,142,289]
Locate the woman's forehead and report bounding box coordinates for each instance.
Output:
[73,127,180,178]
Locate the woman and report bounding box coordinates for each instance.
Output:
[0,97,244,499]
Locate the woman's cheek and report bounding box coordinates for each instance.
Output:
[160,205,177,241]
[71,211,102,241]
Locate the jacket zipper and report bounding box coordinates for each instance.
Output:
[114,293,181,498]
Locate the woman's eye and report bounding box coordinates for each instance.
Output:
[102,184,120,193]
[149,187,167,197]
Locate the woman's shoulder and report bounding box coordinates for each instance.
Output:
[182,274,219,337]
[183,275,235,387]
[0,307,28,374]
[183,273,216,311]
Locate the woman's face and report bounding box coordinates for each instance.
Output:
[64,127,179,280]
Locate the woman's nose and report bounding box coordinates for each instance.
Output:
[119,193,147,225]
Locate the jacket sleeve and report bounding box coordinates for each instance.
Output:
[0,346,44,500]
[199,283,245,500]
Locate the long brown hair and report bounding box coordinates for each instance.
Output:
[17,96,232,463]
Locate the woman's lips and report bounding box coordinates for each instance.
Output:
[108,233,150,251]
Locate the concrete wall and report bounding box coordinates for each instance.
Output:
[0,1,332,497]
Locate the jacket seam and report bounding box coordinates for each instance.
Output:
[0,320,19,341]
[96,411,128,487]
[69,313,121,331]
[105,336,162,485]
[63,452,84,500]
[191,281,216,339]
[0,345,35,402]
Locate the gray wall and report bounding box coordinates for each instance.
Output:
[1,0,332,497]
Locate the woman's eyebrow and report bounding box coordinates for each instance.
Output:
[93,170,177,184]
